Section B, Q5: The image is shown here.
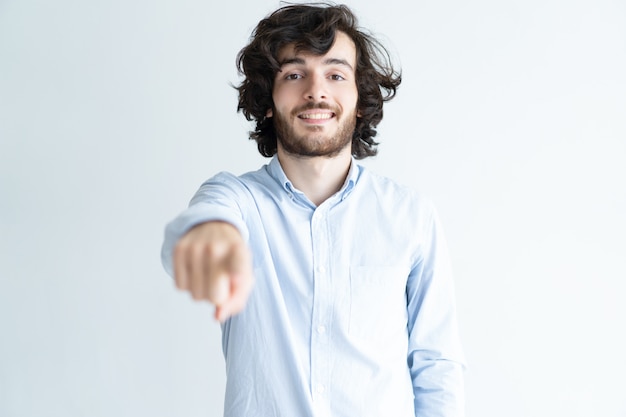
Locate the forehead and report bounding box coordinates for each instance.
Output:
[276,31,357,68]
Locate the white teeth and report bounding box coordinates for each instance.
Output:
[300,113,333,120]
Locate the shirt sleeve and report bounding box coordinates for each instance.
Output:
[406,202,466,417]
[160,172,250,278]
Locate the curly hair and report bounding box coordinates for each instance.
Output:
[235,3,401,159]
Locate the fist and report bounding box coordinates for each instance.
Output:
[173,221,253,321]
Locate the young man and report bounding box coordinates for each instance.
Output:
[161,4,465,416]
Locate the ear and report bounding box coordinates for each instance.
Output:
[356,108,362,118]
[266,108,273,118]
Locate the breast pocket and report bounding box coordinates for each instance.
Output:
[349,266,409,343]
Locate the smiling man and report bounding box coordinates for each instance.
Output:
[270,31,358,161]
[161,4,465,417]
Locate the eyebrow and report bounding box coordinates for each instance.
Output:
[279,57,354,72]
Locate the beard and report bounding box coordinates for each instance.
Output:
[273,103,356,158]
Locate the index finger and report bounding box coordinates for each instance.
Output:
[215,244,253,321]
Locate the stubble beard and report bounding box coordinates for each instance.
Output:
[273,103,356,158]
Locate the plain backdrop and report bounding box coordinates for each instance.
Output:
[1,0,625,416]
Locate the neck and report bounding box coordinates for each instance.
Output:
[277,146,352,206]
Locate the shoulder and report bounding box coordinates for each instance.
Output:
[357,165,437,217]
[191,163,281,206]
[198,163,273,191]
[205,164,268,185]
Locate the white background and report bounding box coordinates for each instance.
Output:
[1,0,625,416]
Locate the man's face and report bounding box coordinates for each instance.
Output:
[268,31,359,158]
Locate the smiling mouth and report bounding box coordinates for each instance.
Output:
[298,112,335,120]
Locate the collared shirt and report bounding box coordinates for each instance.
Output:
[161,156,465,417]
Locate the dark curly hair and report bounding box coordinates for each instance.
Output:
[235,3,401,159]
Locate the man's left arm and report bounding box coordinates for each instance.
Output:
[406,205,466,417]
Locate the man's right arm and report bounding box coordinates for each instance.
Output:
[172,221,253,322]
[161,173,254,321]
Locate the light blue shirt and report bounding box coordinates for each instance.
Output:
[161,156,465,417]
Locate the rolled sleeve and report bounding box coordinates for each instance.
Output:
[160,172,250,278]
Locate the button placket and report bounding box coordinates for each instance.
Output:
[310,208,332,411]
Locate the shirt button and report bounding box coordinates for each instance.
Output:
[317,325,326,334]
[316,384,325,394]
[318,266,326,274]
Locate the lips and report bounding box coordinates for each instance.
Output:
[298,111,335,120]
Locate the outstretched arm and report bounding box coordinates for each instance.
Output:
[173,221,253,322]
[161,172,255,322]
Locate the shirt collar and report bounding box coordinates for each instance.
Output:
[267,155,360,204]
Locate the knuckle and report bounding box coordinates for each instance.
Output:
[202,244,215,259]
[173,241,188,260]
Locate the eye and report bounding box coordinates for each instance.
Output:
[285,73,303,80]
[330,74,345,81]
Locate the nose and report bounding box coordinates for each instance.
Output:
[304,74,327,101]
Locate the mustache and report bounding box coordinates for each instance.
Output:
[291,102,339,115]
